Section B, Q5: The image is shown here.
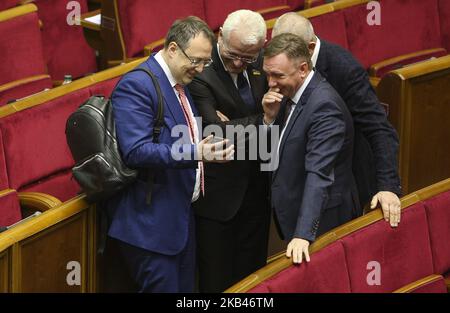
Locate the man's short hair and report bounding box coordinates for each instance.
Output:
[264,33,313,69]
[222,10,266,45]
[164,16,215,50]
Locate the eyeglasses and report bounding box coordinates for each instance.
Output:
[220,41,259,64]
[178,46,213,68]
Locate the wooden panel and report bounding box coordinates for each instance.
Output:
[0,249,9,292]
[14,211,89,292]
[377,57,450,194]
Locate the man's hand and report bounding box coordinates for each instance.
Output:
[262,88,283,124]
[286,238,310,264]
[370,191,401,227]
[197,135,234,163]
[216,110,230,122]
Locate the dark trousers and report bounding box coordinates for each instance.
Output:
[195,187,271,293]
[113,212,196,293]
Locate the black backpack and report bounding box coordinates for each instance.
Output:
[65,67,164,204]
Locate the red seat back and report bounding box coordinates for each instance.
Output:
[344,0,442,68]
[88,77,121,98]
[0,0,19,11]
[0,189,21,227]
[0,76,53,106]
[0,5,47,85]
[248,241,351,293]
[0,89,90,201]
[117,0,206,58]
[342,202,434,292]
[311,11,348,49]
[33,0,97,80]
[438,0,450,52]
[423,190,450,275]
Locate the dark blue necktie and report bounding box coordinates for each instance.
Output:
[237,72,255,111]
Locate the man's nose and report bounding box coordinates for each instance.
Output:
[268,77,277,88]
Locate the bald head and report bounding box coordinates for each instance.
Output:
[272,13,316,43]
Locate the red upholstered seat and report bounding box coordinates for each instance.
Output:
[344,0,442,68]
[0,5,47,86]
[0,76,53,106]
[204,0,288,32]
[33,0,97,80]
[88,77,121,98]
[342,202,435,292]
[0,189,21,228]
[117,0,206,58]
[438,0,450,52]
[0,0,19,11]
[0,129,10,190]
[311,11,348,50]
[423,190,450,276]
[286,0,305,11]
[248,241,352,293]
[0,89,90,201]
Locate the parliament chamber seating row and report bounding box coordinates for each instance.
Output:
[0,1,97,106]
[268,0,450,83]
[80,0,329,67]
[225,179,450,293]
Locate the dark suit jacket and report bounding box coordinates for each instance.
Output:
[107,56,199,255]
[188,44,269,221]
[271,72,359,242]
[316,39,401,207]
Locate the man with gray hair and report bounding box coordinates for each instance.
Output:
[272,13,402,227]
[188,9,270,292]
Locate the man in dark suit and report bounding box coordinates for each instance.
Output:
[262,33,359,263]
[187,10,271,292]
[272,13,402,227]
[107,17,234,292]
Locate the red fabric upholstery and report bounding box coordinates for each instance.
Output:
[0,0,19,11]
[0,190,21,227]
[438,0,450,52]
[0,10,47,85]
[344,0,442,68]
[408,276,448,293]
[0,76,53,106]
[0,89,89,201]
[20,171,79,202]
[424,191,450,275]
[307,0,326,8]
[88,77,121,98]
[311,11,348,49]
[118,0,206,58]
[0,129,9,190]
[248,282,270,293]
[372,49,448,77]
[204,0,288,32]
[33,0,97,80]
[286,0,304,10]
[249,241,351,293]
[342,202,434,292]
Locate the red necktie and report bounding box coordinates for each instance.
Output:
[175,84,205,196]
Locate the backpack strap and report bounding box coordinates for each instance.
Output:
[129,67,165,205]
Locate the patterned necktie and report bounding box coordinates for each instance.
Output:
[175,84,204,196]
[237,72,256,111]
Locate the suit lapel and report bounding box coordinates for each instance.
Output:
[145,56,186,127]
[246,56,267,114]
[315,38,329,80]
[272,72,324,182]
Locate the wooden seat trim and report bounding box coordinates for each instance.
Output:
[393,274,445,293]
[0,3,37,23]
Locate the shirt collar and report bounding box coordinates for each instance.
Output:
[155,51,177,88]
[291,69,315,104]
[311,37,321,68]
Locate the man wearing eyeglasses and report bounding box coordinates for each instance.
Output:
[107,17,234,293]
[187,10,271,293]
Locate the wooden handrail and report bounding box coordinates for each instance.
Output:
[393,274,445,293]
[0,3,37,23]
[225,178,450,293]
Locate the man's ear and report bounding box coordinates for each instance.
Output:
[300,61,309,78]
[167,41,178,58]
[308,41,316,57]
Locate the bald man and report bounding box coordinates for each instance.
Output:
[272,13,402,227]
